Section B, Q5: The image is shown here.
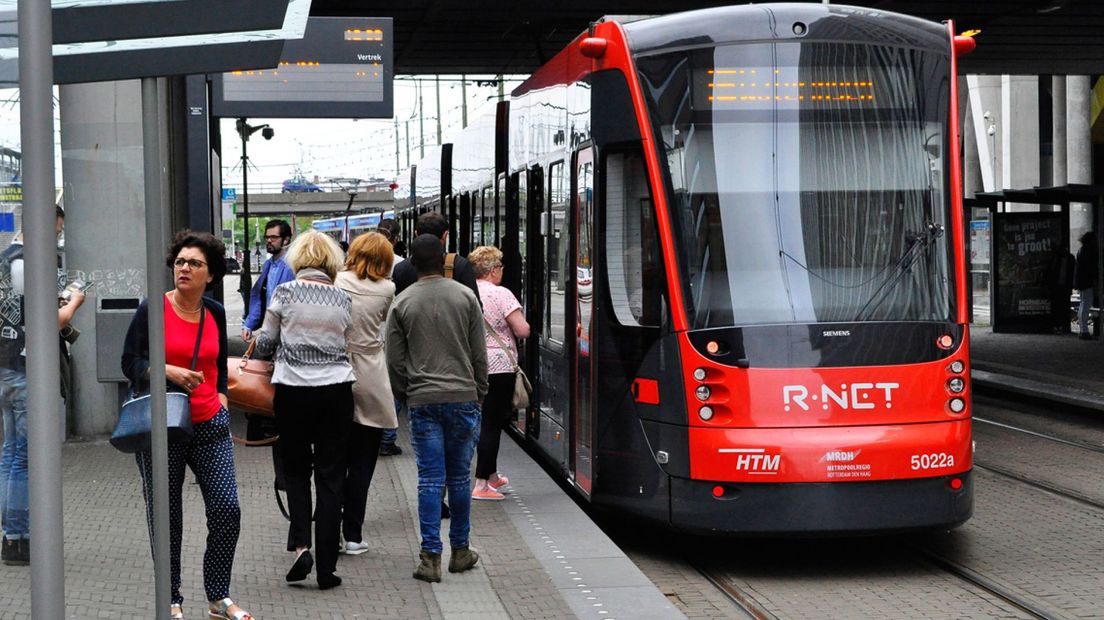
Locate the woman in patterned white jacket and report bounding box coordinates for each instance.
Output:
[254,230,354,591]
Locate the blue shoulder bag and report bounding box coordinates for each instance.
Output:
[110,305,204,453]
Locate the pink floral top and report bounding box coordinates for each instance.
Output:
[477,279,522,375]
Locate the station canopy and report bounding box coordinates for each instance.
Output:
[0,0,309,84]
[311,0,1104,75]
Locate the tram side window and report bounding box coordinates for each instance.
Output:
[547,161,567,344]
[605,151,661,327]
[497,174,507,247]
[516,171,527,294]
[482,186,494,246]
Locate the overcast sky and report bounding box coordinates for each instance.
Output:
[0,74,523,190]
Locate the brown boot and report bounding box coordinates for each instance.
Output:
[448,545,479,573]
[413,550,442,583]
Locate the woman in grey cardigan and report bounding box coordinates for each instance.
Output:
[254,230,354,591]
[335,232,396,555]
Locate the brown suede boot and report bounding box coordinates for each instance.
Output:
[448,545,479,573]
[413,550,442,583]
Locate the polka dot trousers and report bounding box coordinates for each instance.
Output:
[136,407,242,605]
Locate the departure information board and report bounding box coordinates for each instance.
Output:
[211,16,393,118]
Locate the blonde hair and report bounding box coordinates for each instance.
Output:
[345,231,394,282]
[468,245,503,278]
[286,230,345,280]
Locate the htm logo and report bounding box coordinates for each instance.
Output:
[719,448,780,475]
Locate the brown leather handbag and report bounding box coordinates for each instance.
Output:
[227,340,275,416]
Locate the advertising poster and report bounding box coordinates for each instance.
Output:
[992,212,1067,333]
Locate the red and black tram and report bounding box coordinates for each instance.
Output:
[399,4,975,534]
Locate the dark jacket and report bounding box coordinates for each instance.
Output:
[1074,239,1098,291]
[392,253,481,301]
[121,295,229,395]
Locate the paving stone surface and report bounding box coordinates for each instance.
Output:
[0,415,583,619]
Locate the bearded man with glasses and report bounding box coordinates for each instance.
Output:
[241,219,295,343]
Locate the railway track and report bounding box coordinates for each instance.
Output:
[691,563,775,620]
[912,546,1064,620]
[973,412,1104,511]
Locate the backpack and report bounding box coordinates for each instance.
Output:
[445,253,457,280]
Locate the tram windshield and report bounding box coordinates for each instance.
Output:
[636,42,953,329]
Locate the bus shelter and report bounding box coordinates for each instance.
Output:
[965,184,1104,334]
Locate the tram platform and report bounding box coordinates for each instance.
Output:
[0,416,683,619]
[970,325,1104,410]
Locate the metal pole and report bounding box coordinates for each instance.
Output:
[435,74,442,146]
[394,117,400,178]
[238,118,252,312]
[141,76,173,616]
[461,74,468,129]
[418,79,424,159]
[18,0,65,615]
[404,120,410,169]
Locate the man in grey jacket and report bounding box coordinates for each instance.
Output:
[386,233,488,583]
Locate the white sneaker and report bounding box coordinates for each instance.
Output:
[343,541,370,555]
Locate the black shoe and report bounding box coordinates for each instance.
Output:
[379,443,403,456]
[286,549,313,582]
[440,501,450,520]
[1080,333,1093,340]
[1,538,28,566]
[318,573,342,590]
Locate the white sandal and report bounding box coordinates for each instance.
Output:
[208,598,252,620]
[170,604,185,619]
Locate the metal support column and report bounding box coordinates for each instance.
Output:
[19,0,64,615]
[141,76,173,615]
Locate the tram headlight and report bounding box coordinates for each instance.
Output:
[949,360,965,374]
[693,368,707,381]
[698,406,714,421]
[695,385,711,401]
[948,397,966,413]
[947,377,966,393]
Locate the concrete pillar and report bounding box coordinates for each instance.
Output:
[962,77,982,199]
[59,80,149,436]
[967,74,1001,192]
[1052,75,1067,187]
[1067,75,1093,238]
[1001,75,1040,209]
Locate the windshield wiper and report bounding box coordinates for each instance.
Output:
[855,221,944,321]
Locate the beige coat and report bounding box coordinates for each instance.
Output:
[335,270,397,428]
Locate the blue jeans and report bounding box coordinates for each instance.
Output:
[409,401,480,554]
[0,367,28,539]
[1079,287,1094,335]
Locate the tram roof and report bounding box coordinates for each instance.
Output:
[311,1,1104,75]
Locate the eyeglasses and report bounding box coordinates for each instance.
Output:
[264,235,284,241]
[173,257,207,270]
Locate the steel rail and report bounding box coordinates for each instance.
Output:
[691,563,777,620]
[974,417,1104,455]
[910,546,1062,620]
[974,462,1104,512]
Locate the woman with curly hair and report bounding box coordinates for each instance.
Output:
[466,245,530,501]
[121,230,251,620]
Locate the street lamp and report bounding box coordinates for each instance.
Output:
[234,118,273,315]
[983,111,996,190]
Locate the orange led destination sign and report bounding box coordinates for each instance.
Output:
[706,68,876,104]
[345,28,383,42]
[213,17,393,119]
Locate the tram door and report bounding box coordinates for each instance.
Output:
[572,146,595,496]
